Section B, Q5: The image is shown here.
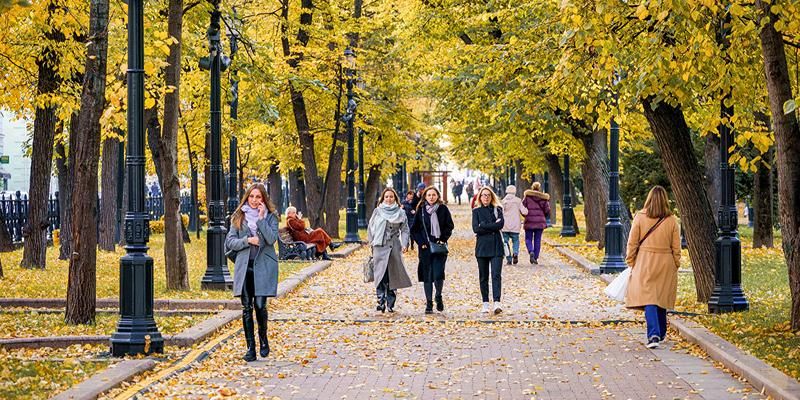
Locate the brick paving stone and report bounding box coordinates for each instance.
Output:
[136,205,766,400]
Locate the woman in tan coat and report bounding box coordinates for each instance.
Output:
[625,186,681,349]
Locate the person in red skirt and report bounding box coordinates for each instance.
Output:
[285,206,341,260]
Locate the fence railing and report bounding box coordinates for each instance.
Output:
[0,191,196,244]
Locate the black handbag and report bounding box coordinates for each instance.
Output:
[422,210,449,255]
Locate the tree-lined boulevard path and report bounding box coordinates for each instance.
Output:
[130,205,762,399]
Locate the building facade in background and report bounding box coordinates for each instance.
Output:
[0,111,58,195]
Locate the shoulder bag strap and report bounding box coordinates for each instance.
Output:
[421,209,432,243]
[638,217,666,246]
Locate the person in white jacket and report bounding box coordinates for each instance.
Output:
[500,185,528,265]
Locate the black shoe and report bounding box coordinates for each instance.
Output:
[387,306,394,313]
[435,296,444,312]
[329,242,343,250]
[506,258,512,266]
[242,309,257,361]
[533,257,538,265]
[321,252,332,261]
[646,336,660,349]
[425,301,433,314]
[530,254,536,264]
[243,347,257,362]
[512,254,518,265]
[377,303,386,312]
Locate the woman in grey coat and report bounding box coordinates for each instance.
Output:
[225,183,279,361]
[367,187,413,312]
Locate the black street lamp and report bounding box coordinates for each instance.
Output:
[708,10,748,313]
[560,155,576,237]
[111,0,163,357]
[343,48,360,243]
[226,15,240,221]
[543,171,552,227]
[357,128,367,229]
[600,110,627,273]
[200,1,233,290]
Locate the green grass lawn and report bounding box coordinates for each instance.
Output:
[546,205,798,380]
[0,232,310,300]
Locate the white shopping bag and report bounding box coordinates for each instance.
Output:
[603,267,631,302]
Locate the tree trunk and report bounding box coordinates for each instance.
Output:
[753,147,774,248]
[281,0,323,228]
[641,96,716,303]
[704,134,721,224]
[98,138,119,251]
[514,160,532,194]
[546,154,562,225]
[580,129,609,244]
[55,118,77,259]
[0,216,13,252]
[322,144,344,238]
[365,165,382,219]
[65,0,109,325]
[268,163,283,214]
[158,0,189,291]
[756,0,800,330]
[289,169,306,212]
[21,10,63,269]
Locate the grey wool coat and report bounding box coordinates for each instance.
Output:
[368,209,413,291]
[225,212,280,297]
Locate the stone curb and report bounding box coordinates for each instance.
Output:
[0,298,240,310]
[50,359,157,400]
[46,258,339,400]
[543,238,601,275]
[330,243,364,258]
[547,238,800,400]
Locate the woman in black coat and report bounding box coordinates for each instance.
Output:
[472,186,505,315]
[411,186,455,314]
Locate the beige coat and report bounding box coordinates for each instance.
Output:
[625,212,681,310]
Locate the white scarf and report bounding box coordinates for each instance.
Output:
[368,202,405,246]
[240,204,260,236]
[425,203,441,238]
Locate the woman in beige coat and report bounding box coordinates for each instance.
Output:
[625,186,681,349]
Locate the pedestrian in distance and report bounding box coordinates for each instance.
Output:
[625,185,681,349]
[472,186,506,314]
[401,190,417,250]
[285,207,341,260]
[411,186,455,314]
[367,188,413,313]
[501,185,528,265]
[225,183,279,361]
[452,181,464,205]
[465,181,474,201]
[522,182,550,265]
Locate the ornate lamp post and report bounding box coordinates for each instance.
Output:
[200,1,233,290]
[357,128,367,229]
[111,0,163,356]
[226,14,240,221]
[600,100,627,273]
[343,48,360,243]
[560,155,576,237]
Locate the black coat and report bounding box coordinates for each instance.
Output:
[472,205,505,258]
[411,204,454,246]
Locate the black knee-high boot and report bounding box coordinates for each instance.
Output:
[254,297,269,358]
[241,269,257,362]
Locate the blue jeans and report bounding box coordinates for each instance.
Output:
[502,232,520,262]
[524,229,544,259]
[645,305,667,340]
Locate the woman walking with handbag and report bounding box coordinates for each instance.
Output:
[411,186,455,314]
[367,188,413,312]
[625,186,681,349]
[472,187,506,314]
[224,183,279,361]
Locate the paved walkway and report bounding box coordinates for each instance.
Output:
[138,205,763,399]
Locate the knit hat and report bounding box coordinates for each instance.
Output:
[416,182,426,190]
[506,185,516,195]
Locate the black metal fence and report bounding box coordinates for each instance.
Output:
[0,191,195,244]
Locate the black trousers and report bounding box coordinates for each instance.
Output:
[476,256,503,302]
[240,263,268,346]
[376,271,397,308]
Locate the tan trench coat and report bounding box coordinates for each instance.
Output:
[625,212,681,310]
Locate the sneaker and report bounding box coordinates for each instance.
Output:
[646,336,660,349]
[529,253,536,264]
[493,302,503,314]
[532,257,538,265]
[481,302,490,313]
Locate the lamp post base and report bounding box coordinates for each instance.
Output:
[111,254,164,357]
[708,235,749,313]
[201,280,233,291]
[600,221,627,273]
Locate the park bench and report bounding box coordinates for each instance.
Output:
[278,227,316,261]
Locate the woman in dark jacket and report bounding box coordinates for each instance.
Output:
[521,182,551,265]
[411,186,455,314]
[472,187,505,315]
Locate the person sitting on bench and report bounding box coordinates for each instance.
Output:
[285,206,341,260]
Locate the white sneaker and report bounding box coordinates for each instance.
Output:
[481,302,490,313]
[493,302,503,314]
